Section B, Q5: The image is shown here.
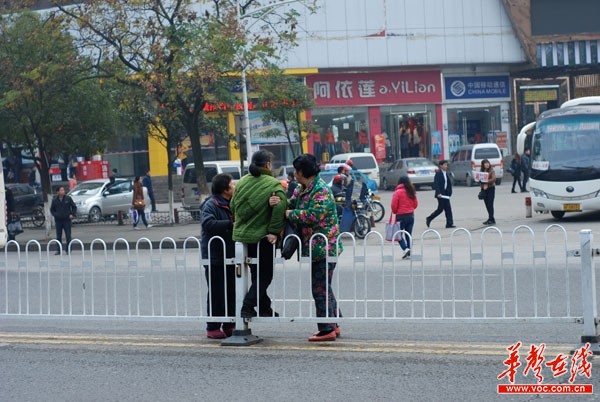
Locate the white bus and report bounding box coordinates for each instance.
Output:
[517,96,600,219]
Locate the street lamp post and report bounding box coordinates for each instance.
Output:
[241,66,252,163]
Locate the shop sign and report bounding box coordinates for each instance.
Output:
[523,89,558,102]
[307,71,441,107]
[248,111,290,144]
[445,75,510,100]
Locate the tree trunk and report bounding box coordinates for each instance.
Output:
[188,120,210,198]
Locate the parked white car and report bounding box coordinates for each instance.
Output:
[69,178,150,222]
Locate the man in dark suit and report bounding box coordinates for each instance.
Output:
[426,160,455,229]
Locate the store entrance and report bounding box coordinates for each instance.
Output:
[446,107,501,155]
[381,110,432,161]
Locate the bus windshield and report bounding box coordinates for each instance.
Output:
[531,115,600,182]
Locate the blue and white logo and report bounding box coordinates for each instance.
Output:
[445,76,510,100]
[450,80,466,97]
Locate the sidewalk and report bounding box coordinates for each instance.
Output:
[6,203,202,250]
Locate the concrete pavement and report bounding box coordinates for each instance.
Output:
[6,183,598,251]
[6,203,202,250]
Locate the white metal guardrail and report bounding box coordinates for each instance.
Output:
[1,226,598,348]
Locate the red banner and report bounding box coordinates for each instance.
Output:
[307,71,442,107]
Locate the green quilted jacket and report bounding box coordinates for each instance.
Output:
[230,168,287,243]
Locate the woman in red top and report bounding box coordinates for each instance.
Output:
[390,176,418,259]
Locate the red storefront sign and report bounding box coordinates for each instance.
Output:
[306,71,442,107]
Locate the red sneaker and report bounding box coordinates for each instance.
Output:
[334,325,341,337]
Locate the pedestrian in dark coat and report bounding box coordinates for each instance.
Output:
[520,148,531,192]
[5,186,18,241]
[425,160,455,228]
[479,159,497,225]
[510,152,522,193]
[50,186,77,254]
[201,173,236,339]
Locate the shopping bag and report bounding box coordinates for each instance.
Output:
[385,215,401,242]
[8,213,23,235]
[129,208,139,225]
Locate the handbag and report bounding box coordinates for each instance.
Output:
[478,190,485,200]
[281,222,301,260]
[133,199,145,209]
[8,214,23,235]
[385,215,401,242]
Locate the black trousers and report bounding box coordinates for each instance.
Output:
[133,207,148,227]
[205,263,235,331]
[511,172,522,191]
[243,237,274,313]
[483,187,496,221]
[428,197,453,226]
[55,218,72,251]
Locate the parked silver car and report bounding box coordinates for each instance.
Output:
[68,178,149,222]
[380,157,438,190]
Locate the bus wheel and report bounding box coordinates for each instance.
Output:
[551,211,565,219]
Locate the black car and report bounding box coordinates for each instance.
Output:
[6,183,45,227]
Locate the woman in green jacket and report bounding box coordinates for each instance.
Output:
[230,150,287,318]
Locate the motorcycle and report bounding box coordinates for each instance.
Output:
[336,197,371,239]
[362,189,385,223]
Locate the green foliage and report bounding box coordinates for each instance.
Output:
[51,0,316,194]
[0,11,127,195]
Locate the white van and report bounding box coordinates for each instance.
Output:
[328,152,380,187]
[449,143,504,186]
[181,160,244,212]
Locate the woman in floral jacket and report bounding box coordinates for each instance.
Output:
[286,154,343,342]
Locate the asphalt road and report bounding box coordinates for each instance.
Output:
[2,183,600,401]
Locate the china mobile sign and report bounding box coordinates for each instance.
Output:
[497,342,593,395]
[306,71,442,107]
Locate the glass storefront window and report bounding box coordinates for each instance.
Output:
[380,105,436,161]
[446,106,501,155]
[311,107,369,159]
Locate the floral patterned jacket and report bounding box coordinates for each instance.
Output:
[287,175,343,261]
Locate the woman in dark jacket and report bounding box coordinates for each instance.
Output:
[510,152,522,193]
[480,159,497,225]
[200,173,236,339]
[5,186,17,241]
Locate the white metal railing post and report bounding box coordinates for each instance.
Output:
[578,229,600,354]
[221,242,262,346]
